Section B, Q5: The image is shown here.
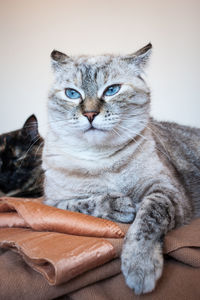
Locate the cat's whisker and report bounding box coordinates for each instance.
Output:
[118,121,171,161]
[120,112,146,118]
[135,120,171,161]
[117,125,144,153]
[18,136,42,168]
[34,141,44,159]
[5,189,22,197]
[144,123,169,154]
[45,154,62,157]
[112,128,123,139]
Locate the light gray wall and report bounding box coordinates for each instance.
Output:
[0,0,200,136]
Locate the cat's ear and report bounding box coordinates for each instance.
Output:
[124,43,152,69]
[22,114,39,141]
[51,50,69,71]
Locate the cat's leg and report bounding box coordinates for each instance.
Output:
[54,193,137,223]
[121,190,185,295]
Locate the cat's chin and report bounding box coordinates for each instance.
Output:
[83,128,109,145]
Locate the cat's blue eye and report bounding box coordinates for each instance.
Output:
[104,85,121,97]
[65,88,81,99]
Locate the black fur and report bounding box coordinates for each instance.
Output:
[0,115,44,197]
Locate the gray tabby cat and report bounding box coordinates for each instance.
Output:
[42,43,200,294]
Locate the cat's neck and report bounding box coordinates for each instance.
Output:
[45,128,148,162]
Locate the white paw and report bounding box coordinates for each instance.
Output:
[121,241,163,294]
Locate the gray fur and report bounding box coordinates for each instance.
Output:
[42,43,200,294]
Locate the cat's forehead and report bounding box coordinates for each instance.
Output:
[58,54,131,87]
[71,54,115,66]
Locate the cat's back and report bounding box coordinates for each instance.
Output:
[151,119,200,159]
[150,119,200,216]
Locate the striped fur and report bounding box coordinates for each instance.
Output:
[43,43,200,294]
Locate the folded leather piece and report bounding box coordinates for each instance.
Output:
[0,228,115,285]
[0,197,124,286]
[0,250,122,300]
[0,197,124,238]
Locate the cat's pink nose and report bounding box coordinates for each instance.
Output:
[83,112,99,123]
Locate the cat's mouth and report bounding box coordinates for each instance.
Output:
[84,125,107,133]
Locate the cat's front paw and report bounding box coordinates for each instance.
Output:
[100,194,136,223]
[121,240,163,295]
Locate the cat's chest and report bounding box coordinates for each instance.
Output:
[70,170,135,195]
[44,139,163,201]
[45,158,139,201]
[52,156,147,199]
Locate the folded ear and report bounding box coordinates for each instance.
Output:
[50,50,69,71]
[123,43,152,69]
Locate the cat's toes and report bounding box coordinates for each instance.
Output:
[122,262,162,294]
[121,243,163,294]
[109,209,135,223]
[109,196,136,223]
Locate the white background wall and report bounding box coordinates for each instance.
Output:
[0,0,199,136]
